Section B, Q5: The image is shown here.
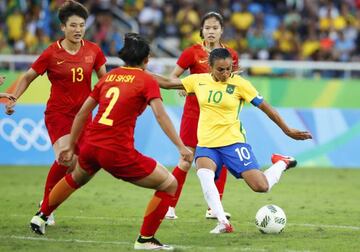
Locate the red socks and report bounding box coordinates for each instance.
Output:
[215,166,227,201]
[140,191,173,237]
[170,166,187,207]
[43,161,68,200]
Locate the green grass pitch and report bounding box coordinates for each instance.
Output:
[0,166,359,251]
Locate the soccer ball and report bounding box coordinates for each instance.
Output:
[255,205,286,234]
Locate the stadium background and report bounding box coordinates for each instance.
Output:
[1,0,360,168]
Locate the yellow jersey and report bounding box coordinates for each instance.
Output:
[181,73,261,148]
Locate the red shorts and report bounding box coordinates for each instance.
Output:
[78,143,157,181]
[180,115,199,148]
[45,113,90,154]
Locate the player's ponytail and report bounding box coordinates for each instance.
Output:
[118,33,150,66]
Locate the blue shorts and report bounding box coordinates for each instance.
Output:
[195,143,260,179]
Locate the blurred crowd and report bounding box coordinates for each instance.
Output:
[1,0,360,62]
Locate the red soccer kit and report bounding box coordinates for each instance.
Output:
[31,39,106,145]
[78,67,162,181]
[177,42,239,147]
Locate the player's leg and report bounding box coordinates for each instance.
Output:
[165,146,194,220]
[131,162,177,250]
[241,152,297,193]
[206,167,231,219]
[30,162,96,235]
[49,135,78,189]
[195,147,233,233]
[164,115,197,220]
[41,134,76,225]
[30,142,99,235]
[215,167,227,201]
[41,115,90,225]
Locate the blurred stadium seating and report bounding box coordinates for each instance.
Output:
[1,0,360,63]
[1,1,360,168]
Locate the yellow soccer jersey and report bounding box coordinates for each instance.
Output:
[181,73,261,148]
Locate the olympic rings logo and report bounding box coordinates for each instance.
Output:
[0,118,51,151]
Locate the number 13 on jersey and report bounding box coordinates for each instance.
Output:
[71,67,84,83]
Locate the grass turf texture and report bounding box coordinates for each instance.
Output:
[0,166,359,252]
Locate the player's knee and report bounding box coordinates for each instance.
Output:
[156,173,177,195]
[166,177,178,195]
[72,166,91,186]
[251,181,269,193]
[178,159,191,171]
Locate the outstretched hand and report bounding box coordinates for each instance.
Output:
[0,93,16,101]
[177,90,187,97]
[5,99,16,115]
[285,128,312,140]
[179,145,194,163]
[58,147,75,167]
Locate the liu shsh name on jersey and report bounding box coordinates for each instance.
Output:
[105,74,135,83]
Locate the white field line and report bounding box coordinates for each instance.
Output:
[11,214,360,231]
[287,223,360,230]
[0,235,270,251]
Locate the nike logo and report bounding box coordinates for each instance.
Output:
[199,59,208,64]
[57,60,65,65]
[244,161,252,166]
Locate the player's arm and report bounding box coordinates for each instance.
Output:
[170,65,185,79]
[257,100,312,140]
[58,97,98,165]
[151,73,184,90]
[170,65,188,96]
[5,68,39,115]
[96,64,106,79]
[149,98,193,162]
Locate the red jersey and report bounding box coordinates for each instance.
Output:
[31,39,106,117]
[177,42,239,119]
[86,67,162,152]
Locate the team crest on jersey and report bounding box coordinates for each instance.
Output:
[85,56,93,63]
[226,84,235,94]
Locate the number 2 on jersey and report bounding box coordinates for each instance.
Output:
[99,87,120,126]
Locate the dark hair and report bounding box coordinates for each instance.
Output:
[118,33,150,66]
[200,12,224,39]
[58,0,89,24]
[209,48,232,66]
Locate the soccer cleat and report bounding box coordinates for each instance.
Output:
[30,213,47,235]
[209,221,234,234]
[205,209,231,220]
[165,207,178,220]
[271,154,297,170]
[134,236,174,250]
[39,200,55,226]
[46,212,55,226]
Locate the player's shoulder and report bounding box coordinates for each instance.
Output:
[185,72,210,82]
[224,46,238,57]
[43,40,61,53]
[182,43,202,54]
[228,74,249,85]
[82,40,102,51]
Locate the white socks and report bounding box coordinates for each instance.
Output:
[197,168,228,223]
[263,160,287,191]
